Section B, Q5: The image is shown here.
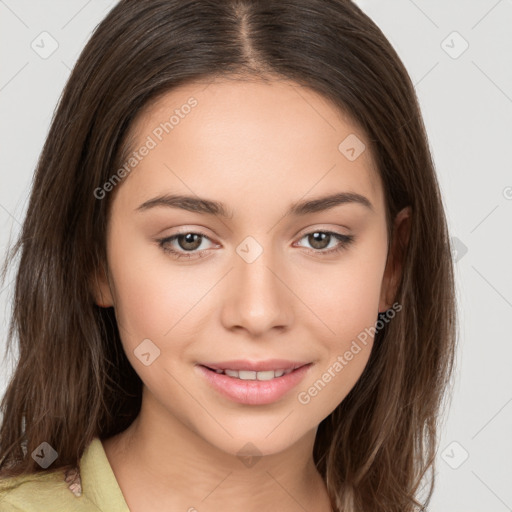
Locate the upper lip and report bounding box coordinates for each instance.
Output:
[200,359,311,372]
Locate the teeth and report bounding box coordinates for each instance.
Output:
[217,368,294,380]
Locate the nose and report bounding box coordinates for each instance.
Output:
[220,243,293,337]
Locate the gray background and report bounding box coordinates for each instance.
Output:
[0,1,511,510]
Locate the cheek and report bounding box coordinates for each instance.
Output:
[106,228,223,366]
[298,243,386,341]
[293,242,386,409]
[106,228,188,342]
[295,273,378,416]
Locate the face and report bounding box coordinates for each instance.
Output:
[96,77,400,458]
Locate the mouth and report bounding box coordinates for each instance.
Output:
[196,361,313,405]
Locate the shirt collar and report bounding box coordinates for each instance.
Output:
[79,437,130,512]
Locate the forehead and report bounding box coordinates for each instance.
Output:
[115,77,384,217]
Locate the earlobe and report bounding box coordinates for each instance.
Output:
[379,206,412,312]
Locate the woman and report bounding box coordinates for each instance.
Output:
[0,1,457,510]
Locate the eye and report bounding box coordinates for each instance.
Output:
[294,231,355,255]
[157,231,215,260]
[156,229,355,260]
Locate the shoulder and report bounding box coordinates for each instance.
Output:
[0,469,93,511]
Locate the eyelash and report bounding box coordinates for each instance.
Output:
[156,230,355,260]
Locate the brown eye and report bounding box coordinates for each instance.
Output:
[296,230,355,255]
[175,233,203,251]
[157,231,215,260]
[307,232,331,250]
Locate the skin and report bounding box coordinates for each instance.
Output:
[94,77,411,512]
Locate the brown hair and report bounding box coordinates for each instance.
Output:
[0,1,457,510]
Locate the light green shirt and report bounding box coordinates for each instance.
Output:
[0,437,130,511]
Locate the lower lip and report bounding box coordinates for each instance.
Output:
[196,364,313,405]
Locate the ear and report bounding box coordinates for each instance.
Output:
[379,206,412,312]
[90,262,114,308]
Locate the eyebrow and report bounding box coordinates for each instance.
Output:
[135,191,374,217]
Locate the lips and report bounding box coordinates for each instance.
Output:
[196,360,314,405]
